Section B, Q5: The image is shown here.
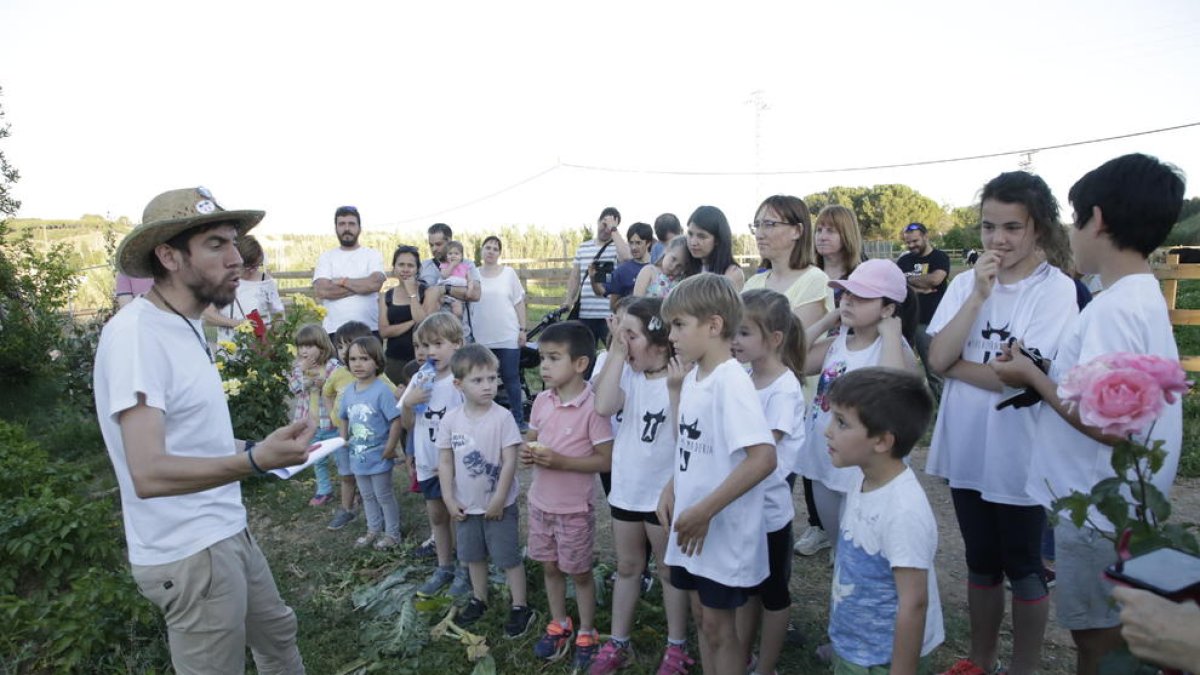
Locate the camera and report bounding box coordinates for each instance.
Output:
[591,260,615,285]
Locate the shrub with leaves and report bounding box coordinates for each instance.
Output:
[0,221,78,377]
[0,420,160,671]
[217,294,326,440]
[55,308,113,414]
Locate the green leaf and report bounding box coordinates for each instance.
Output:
[1109,441,1135,476]
[1095,493,1131,532]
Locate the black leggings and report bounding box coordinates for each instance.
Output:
[802,477,822,528]
[950,488,1048,599]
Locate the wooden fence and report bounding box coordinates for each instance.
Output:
[1157,251,1200,372]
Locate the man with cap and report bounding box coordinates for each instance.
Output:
[896,222,950,397]
[94,187,314,674]
[312,205,386,338]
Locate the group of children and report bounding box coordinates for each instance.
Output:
[279,152,1186,675]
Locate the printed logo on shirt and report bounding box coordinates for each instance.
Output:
[424,406,447,442]
[641,409,666,443]
[977,321,1012,363]
[454,432,501,492]
[812,361,848,416]
[677,417,710,472]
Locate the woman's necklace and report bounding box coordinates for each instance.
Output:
[151,287,215,364]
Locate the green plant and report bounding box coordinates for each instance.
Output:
[216,294,326,440]
[0,420,162,672]
[0,221,79,377]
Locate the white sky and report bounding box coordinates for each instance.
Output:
[2,0,1198,238]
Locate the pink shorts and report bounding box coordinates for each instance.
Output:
[527,505,595,575]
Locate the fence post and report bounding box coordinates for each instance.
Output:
[1162,253,1179,310]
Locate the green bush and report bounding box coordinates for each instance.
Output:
[0,420,162,672]
[0,222,78,377]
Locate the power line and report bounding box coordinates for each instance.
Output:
[377,164,562,228]
[560,121,1200,177]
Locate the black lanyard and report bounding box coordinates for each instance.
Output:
[151,287,215,364]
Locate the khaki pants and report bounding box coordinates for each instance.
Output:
[131,530,304,674]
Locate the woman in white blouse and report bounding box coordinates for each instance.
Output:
[472,235,529,430]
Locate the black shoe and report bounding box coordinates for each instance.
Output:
[640,569,655,595]
[505,604,536,638]
[458,597,487,627]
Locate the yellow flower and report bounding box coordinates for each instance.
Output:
[286,344,297,357]
[235,322,255,335]
[246,369,258,382]
[222,378,242,398]
[315,306,327,320]
[218,340,237,354]
[215,361,224,372]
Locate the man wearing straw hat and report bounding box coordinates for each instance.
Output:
[94,187,314,674]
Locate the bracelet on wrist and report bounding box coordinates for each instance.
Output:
[244,440,267,475]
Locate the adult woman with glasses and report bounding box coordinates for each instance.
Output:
[378,245,427,383]
[472,235,529,431]
[743,195,833,331]
[203,234,285,344]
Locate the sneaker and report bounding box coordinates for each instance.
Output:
[326,509,357,531]
[505,605,536,638]
[309,492,333,507]
[641,569,655,595]
[417,566,455,597]
[1044,566,1057,589]
[938,659,989,675]
[533,618,574,661]
[574,629,600,671]
[373,534,400,550]
[414,534,437,560]
[656,644,694,675]
[354,532,379,548]
[589,639,634,674]
[457,597,487,627]
[448,565,471,598]
[815,643,834,664]
[794,525,831,556]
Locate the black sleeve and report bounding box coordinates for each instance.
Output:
[930,250,951,273]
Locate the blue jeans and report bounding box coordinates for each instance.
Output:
[312,427,339,496]
[491,347,525,429]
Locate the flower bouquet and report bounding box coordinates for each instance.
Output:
[1051,352,1196,555]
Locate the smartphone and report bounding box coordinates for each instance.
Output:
[1105,547,1200,600]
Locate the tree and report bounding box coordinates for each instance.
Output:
[0,87,19,218]
[804,184,947,241]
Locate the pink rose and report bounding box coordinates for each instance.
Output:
[1058,360,1110,407]
[1078,368,1164,437]
[1096,353,1193,404]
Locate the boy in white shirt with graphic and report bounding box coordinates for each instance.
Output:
[399,312,469,598]
[656,273,777,675]
[824,367,943,675]
[436,345,534,637]
[993,153,1186,675]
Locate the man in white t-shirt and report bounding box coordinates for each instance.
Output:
[94,187,316,673]
[313,205,386,337]
[992,153,1186,675]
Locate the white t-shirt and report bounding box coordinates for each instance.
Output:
[830,468,944,668]
[574,238,618,319]
[665,358,775,588]
[472,266,525,349]
[1025,274,1183,531]
[400,372,465,482]
[215,275,285,343]
[609,366,675,513]
[797,329,914,492]
[758,370,805,532]
[93,298,246,566]
[436,402,523,513]
[313,246,385,333]
[925,262,1078,506]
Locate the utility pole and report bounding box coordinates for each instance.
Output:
[1018,150,1036,173]
[745,89,769,199]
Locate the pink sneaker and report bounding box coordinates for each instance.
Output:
[657,644,693,675]
[309,493,333,506]
[589,639,634,674]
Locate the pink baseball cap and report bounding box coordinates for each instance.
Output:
[828,259,907,303]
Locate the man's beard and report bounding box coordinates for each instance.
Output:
[340,231,359,247]
[192,274,237,308]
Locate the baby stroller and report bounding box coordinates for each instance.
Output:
[494,306,566,421]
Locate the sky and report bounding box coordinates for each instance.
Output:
[1,0,1198,239]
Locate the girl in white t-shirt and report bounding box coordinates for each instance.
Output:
[590,297,691,673]
[798,259,917,559]
[924,172,1077,675]
[732,288,807,675]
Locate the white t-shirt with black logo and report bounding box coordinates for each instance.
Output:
[758,370,805,532]
[665,358,775,588]
[1025,274,1183,530]
[925,262,1077,506]
[401,373,465,482]
[609,366,675,513]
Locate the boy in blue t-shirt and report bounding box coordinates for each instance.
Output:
[824,367,942,674]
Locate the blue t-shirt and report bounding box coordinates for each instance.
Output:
[605,259,648,298]
[339,378,401,475]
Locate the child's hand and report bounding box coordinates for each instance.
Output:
[989,338,1039,387]
[673,505,712,556]
[656,484,675,528]
[382,447,397,460]
[484,499,504,521]
[404,383,432,410]
[519,443,535,466]
[445,497,468,522]
[405,455,416,479]
[973,251,1001,300]
[605,315,627,353]
[394,383,406,401]
[666,356,692,392]
[528,443,555,468]
[878,314,902,341]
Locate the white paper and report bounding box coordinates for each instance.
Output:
[269,437,345,479]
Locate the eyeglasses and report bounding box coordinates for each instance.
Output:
[749,219,793,234]
[904,223,927,233]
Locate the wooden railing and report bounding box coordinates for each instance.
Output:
[1156,251,1200,372]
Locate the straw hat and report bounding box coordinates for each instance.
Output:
[116,186,265,278]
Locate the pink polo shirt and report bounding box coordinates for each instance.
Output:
[528,382,613,515]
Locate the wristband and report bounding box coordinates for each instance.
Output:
[244,440,267,475]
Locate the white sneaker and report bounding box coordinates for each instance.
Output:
[793,525,831,556]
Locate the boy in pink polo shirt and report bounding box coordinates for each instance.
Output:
[521,321,613,670]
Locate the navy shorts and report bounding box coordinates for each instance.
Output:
[670,565,751,610]
[418,476,443,501]
[609,505,662,526]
